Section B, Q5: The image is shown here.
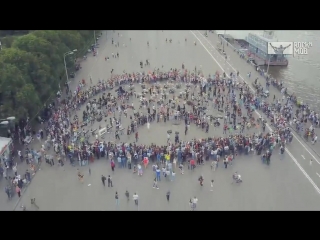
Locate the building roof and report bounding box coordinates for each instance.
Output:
[250,32,277,42]
[223,34,234,39]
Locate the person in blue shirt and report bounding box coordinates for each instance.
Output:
[156,167,161,181]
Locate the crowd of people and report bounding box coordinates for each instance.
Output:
[7,60,296,198]
[22,62,294,192]
[251,76,318,144]
[222,33,319,148]
[4,31,317,210]
[227,35,319,144]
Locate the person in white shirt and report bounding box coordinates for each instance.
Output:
[210,180,214,191]
[211,161,217,171]
[18,150,23,162]
[133,193,139,205]
[309,125,314,131]
[166,169,170,179]
[171,171,176,181]
[137,164,143,176]
[162,167,166,176]
[13,163,17,176]
[173,157,177,169]
[179,163,184,174]
[312,135,317,145]
[193,197,198,209]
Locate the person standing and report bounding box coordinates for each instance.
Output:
[3,168,7,180]
[193,196,198,210]
[156,167,161,181]
[111,160,115,172]
[223,157,228,168]
[133,192,139,205]
[210,180,214,191]
[135,132,139,142]
[280,146,285,160]
[310,159,313,166]
[18,150,23,162]
[211,160,217,171]
[115,192,119,206]
[166,191,170,202]
[16,185,21,198]
[153,178,159,189]
[115,130,120,140]
[171,171,176,181]
[5,186,11,199]
[101,175,106,186]
[13,163,17,176]
[179,163,184,174]
[125,190,130,201]
[108,175,113,187]
[25,170,31,183]
[198,175,204,186]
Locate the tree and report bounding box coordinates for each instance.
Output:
[0,30,97,122]
[0,35,19,48]
[12,34,63,92]
[57,31,82,51]
[0,48,55,101]
[12,34,62,80]
[16,84,42,118]
[0,62,41,119]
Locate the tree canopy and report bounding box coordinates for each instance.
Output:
[0,30,97,120]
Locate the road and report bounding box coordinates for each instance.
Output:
[190,31,320,195]
[12,31,320,210]
[205,31,320,157]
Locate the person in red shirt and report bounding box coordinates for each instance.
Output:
[223,124,227,134]
[190,159,195,170]
[135,132,138,142]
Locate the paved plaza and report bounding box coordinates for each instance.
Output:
[9,30,320,210]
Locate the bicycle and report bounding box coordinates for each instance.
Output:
[31,198,40,210]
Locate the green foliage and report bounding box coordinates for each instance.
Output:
[0,30,96,121]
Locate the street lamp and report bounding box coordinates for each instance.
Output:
[222,30,226,51]
[64,49,77,83]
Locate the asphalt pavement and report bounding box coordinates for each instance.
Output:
[11,31,320,210]
[191,31,320,199]
[205,31,320,157]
